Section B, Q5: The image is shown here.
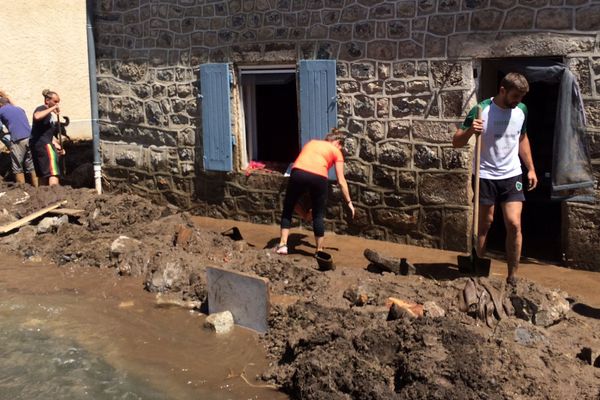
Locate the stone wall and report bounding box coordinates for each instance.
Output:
[94,0,600,268]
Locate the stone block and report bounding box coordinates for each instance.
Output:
[367,40,397,60]
[391,96,429,117]
[397,40,423,58]
[441,91,464,118]
[388,120,410,139]
[575,5,600,31]
[442,208,469,251]
[569,58,592,96]
[359,139,377,163]
[206,266,270,333]
[393,61,416,78]
[396,1,416,18]
[345,160,370,184]
[372,165,397,189]
[378,141,411,167]
[442,147,470,170]
[414,145,441,169]
[204,310,235,334]
[351,62,376,80]
[536,8,573,30]
[564,203,600,271]
[423,301,446,318]
[388,20,410,39]
[353,95,376,117]
[471,9,504,30]
[420,207,442,236]
[373,207,419,233]
[428,15,455,36]
[341,4,368,22]
[412,120,455,143]
[439,0,461,12]
[419,172,468,205]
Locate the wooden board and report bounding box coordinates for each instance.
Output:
[0,200,67,234]
[47,208,85,217]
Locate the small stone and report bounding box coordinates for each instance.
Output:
[423,301,445,318]
[110,235,142,256]
[204,311,234,334]
[232,240,248,252]
[36,216,67,234]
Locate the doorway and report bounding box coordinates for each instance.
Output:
[240,69,299,164]
[480,58,563,263]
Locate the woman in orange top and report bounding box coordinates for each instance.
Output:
[275,128,355,255]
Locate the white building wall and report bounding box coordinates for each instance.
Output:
[0,0,92,140]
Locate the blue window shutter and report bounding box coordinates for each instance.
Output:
[298,60,338,180]
[200,63,232,172]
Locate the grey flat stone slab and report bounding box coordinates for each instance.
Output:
[206,266,270,334]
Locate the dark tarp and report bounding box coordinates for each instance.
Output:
[503,61,595,202]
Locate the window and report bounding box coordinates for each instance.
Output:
[199,60,337,174]
[240,67,299,164]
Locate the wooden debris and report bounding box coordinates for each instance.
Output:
[47,208,85,217]
[0,200,67,234]
[386,297,424,318]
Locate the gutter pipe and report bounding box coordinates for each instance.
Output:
[86,0,102,194]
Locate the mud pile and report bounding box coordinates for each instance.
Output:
[0,181,598,400]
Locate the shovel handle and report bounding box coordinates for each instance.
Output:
[473,105,482,245]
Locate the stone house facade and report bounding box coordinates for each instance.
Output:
[94,0,600,270]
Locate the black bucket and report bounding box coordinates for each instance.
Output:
[315,251,335,271]
[221,227,243,241]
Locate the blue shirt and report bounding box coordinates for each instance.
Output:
[0,104,31,141]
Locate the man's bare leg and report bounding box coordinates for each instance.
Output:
[477,204,495,257]
[49,176,60,186]
[501,201,523,283]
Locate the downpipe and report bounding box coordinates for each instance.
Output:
[86,0,102,194]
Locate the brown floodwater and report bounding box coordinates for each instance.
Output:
[0,254,287,400]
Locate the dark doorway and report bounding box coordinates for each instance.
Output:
[241,71,299,164]
[480,58,563,263]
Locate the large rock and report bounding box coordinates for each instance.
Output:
[204,311,234,334]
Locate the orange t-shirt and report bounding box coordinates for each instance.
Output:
[292,140,344,178]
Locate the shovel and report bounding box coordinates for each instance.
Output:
[457,106,491,276]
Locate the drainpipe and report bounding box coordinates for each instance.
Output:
[86,0,102,194]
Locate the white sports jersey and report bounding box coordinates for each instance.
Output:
[461,98,527,180]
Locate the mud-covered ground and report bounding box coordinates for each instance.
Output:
[0,181,598,399]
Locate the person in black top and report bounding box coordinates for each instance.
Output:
[31,89,65,186]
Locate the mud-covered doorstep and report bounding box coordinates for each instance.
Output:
[0,182,598,400]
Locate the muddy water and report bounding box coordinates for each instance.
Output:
[0,255,287,400]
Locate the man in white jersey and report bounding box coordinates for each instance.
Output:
[453,72,538,285]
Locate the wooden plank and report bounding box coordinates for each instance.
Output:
[47,208,85,217]
[0,200,67,234]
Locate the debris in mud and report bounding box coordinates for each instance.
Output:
[364,248,400,274]
[0,181,598,400]
[155,292,201,310]
[204,310,234,334]
[342,284,370,306]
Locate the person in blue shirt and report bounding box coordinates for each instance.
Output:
[0,97,38,186]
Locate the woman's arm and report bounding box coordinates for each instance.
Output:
[33,105,59,121]
[334,161,355,218]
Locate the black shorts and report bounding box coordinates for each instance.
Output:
[32,143,61,178]
[474,175,525,205]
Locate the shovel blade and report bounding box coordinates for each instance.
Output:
[457,248,491,276]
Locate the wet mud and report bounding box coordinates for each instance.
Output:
[0,181,599,399]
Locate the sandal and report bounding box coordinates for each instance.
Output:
[275,244,288,255]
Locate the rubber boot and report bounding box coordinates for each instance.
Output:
[14,172,25,184]
[29,171,39,187]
